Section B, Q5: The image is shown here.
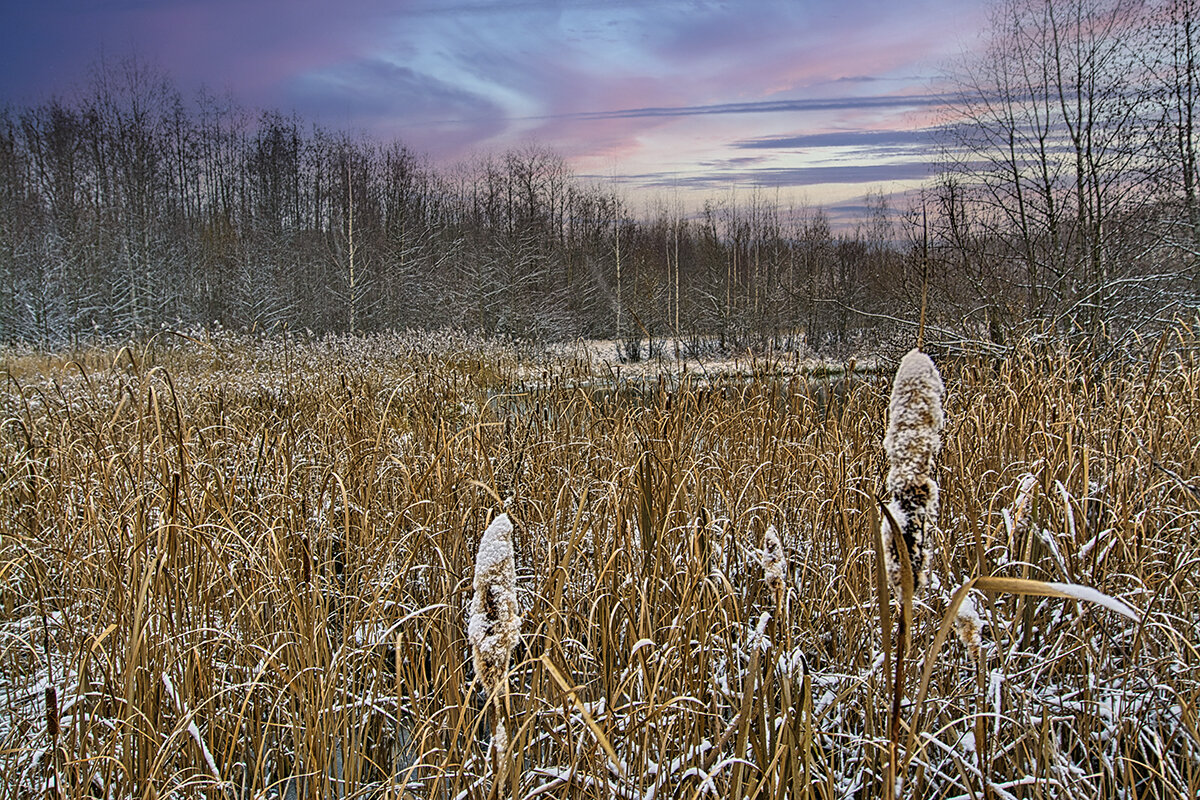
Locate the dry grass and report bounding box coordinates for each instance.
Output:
[1,325,1198,799]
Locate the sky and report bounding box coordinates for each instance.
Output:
[0,0,992,215]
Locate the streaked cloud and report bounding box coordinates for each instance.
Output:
[734,129,938,151]
[600,161,938,191]
[0,0,992,207]
[522,94,951,123]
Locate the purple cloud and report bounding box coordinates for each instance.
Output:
[734,129,938,151]
[524,94,951,123]
[603,161,939,191]
[0,0,992,204]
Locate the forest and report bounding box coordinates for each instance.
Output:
[0,0,1197,354]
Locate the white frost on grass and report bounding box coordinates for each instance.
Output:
[468,513,522,693]
[1007,469,1040,540]
[493,717,509,786]
[1047,581,1140,622]
[1036,524,1068,577]
[750,611,772,652]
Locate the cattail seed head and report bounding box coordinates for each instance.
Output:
[761,525,786,601]
[882,349,944,592]
[954,592,984,664]
[468,513,522,694]
[493,717,509,786]
[1008,472,1038,542]
[45,685,59,739]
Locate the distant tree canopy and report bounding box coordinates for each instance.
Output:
[1,0,1197,355]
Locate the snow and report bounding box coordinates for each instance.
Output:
[1046,581,1140,622]
[882,348,944,591]
[473,513,515,580]
[545,337,880,382]
[884,350,944,483]
[884,350,944,471]
[493,717,509,785]
[468,513,522,691]
[161,673,222,781]
[1036,524,1068,577]
[750,611,771,652]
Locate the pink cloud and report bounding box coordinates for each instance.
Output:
[1,0,992,206]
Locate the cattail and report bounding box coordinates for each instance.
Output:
[1012,473,1037,531]
[954,592,983,664]
[469,513,521,796]
[882,349,944,592]
[1006,471,1038,552]
[468,513,521,695]
[45,685,59,740]
[493,717,509,786]
[761,525,786,603]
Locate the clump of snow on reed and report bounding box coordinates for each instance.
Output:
[882,349,944,592]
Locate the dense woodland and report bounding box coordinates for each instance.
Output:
[1,0,1198,354]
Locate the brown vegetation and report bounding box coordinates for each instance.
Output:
[1,324,1198,798]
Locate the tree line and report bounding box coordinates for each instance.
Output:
[0,58,905,355]
[1,0,1197,354]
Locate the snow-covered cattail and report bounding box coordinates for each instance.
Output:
[954,592,983,664]
[761,525,786,603]
[1006,471,1038,552]
[493,717,510,786]
[1012,473,1037,531]
[468,513,522,695]
[882,349,944,592]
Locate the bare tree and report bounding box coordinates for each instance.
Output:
[1143,0,1200,251]
[934,0,1175,345]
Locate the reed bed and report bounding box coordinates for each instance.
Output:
[1,327,1197,799]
